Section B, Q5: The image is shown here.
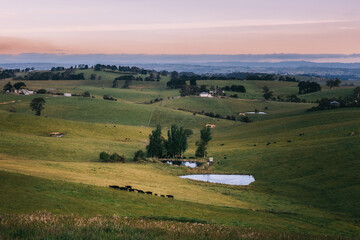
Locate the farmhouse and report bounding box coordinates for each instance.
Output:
[199,92,213,98]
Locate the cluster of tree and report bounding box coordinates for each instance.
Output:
[3,82,28,91]
[0,69,20,79]
[51,67,65,71]
[146,125,195,158]
[262,86,274,100]
[278,76,298,82]
[103,95,117,101]
[99,152,126,163]
[194,110,238,122]
[148,98,163,104]
[17,70,85,81]
[354,87,360,98]
[298,81,321,94]
[245,74,276,81]
[308,96,360,111]
[276,95,306,103]
[94,64,151,75]
[229,94,238,98]
[326,78,341,89]
[222,85,246,93]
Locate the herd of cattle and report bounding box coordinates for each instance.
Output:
[109,185,174,199]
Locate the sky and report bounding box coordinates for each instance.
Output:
[1,0,360,55]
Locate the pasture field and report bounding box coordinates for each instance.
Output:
[0,76,359,239]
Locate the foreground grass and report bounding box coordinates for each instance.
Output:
[0,171,358,238]
[0,212,347,240]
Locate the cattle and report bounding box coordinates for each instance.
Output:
[128,189,135,192]
[299,133,305,136]
[160,195,165,197]
[145,191,152,195]
[125,185,132,189]
[137,190,145,194]
[287,140,292,143]
[254,144,256,146]
[266,142,271,146]
[109,185,120,189]
[166,195,174,199]
[273,141,277,144]
[224,156,227,159]
[154,194,158,196]
[119,187,128,191]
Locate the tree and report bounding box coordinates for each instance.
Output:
[326,78,341,89]
[146,125,164,158]
[165,125,188,157]
[13,82,26,90]
[354,87,360,98]
[3,82,12,92]
[29,97,45,116]
[134,150,146,161]
[195,126,212,158]
[298,81,321,94]
[262,86,273,100]
[83,91,90,97]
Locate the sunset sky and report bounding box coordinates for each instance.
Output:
[1,0,360,55]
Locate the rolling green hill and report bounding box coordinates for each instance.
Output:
[0,76,359,239]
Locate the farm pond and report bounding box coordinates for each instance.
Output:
[180,174,255,185]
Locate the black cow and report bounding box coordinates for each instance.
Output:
[109,185,120,189]
[145,191,152,195]
[125,185,132,189]
[119,187,127,191]
[137,190,145,194]
[160,195,165,197]
[154,194,158,196]
[128,189,135,192]
[166,195,174,199]
[287,140,292,143]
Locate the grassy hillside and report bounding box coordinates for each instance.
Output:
[0,76,359,239]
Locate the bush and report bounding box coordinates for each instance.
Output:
[37,89,46,94]
[99,151,110,162]
[109,153,126,163]
[133,150,146,162]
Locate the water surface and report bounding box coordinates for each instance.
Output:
[180,174,255,185]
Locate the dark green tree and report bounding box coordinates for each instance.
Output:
[354,87,360,98]
[14,82,26,90]
[83,91,90,97]
[195,126,212,158]
[134,150,146,161]
[146,125,164,158]
[29,97,45,116]
[3,82,12,92]
[165,125,188,157]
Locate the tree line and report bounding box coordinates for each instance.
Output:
[146,125,212,159]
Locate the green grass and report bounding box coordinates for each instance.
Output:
[0,77,359,239]
[0,171,358,239]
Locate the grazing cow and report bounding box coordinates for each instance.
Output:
[287,140,292,143]
[145,191,152,195]
[266,142,271,146]
[273,141,277,144]
[221,144,224,146]
[161,195,165,197]
[119,187,127,191]
[137,190,145,194]
[128,189,135,192]
[254,144,256,146]
[125,185,132,189]
[224,156,227,159]
[166,195,174,199]
[154,194,158,196]
[299,133,305,136]
[109,185,120,189]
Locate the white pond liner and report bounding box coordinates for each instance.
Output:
[180,174,255,186]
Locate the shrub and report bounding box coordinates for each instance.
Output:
[37,89,46,94]
[99,151,110,162]
[133,150,146,162]
[109,153,126,163]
